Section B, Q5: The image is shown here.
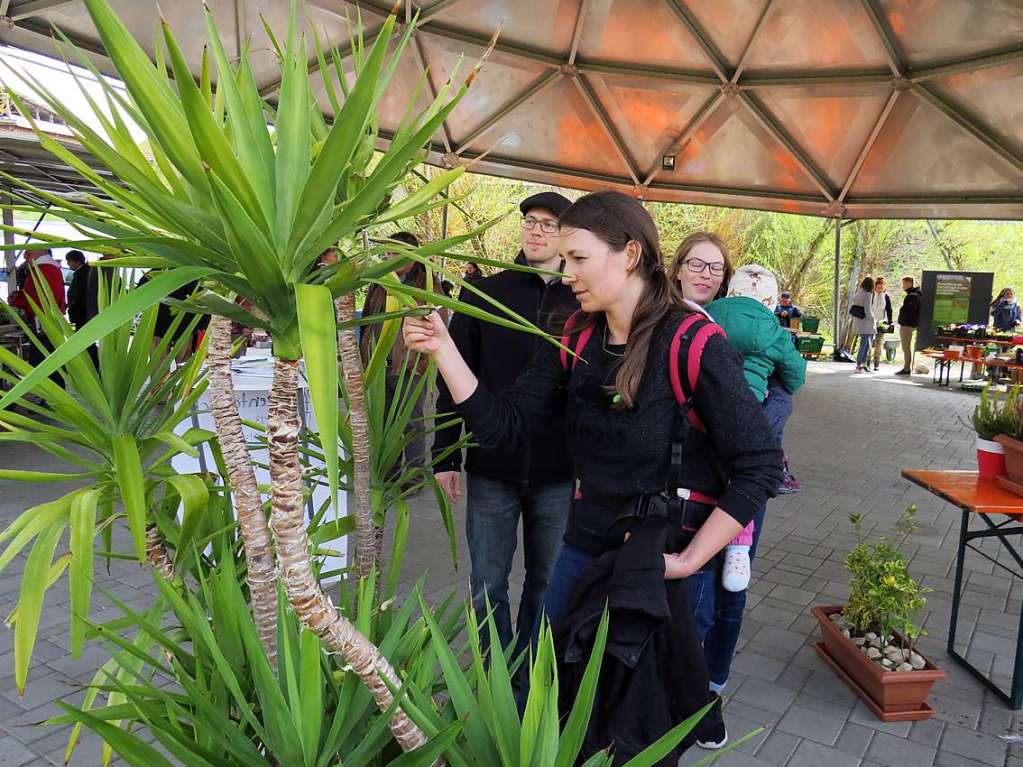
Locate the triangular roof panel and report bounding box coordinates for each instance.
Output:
[850,90,1023,196]
[743,0,892,72]
[670,98,821,195]
[588,75,718,175]
[754,85,892,188]
[575,0,714,70]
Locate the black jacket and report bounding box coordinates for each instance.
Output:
[898,287,922,328]
[66,264,92,329]
[456,308,783,540]
[555,508,709,765]
[433,254,578,486]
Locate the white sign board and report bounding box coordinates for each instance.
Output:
[173,351,347,578]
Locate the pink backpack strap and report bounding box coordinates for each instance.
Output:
[668,314,726,431]
[560,310,595,372]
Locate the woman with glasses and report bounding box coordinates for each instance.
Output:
[406,192,781,759]
[669,233,804,750]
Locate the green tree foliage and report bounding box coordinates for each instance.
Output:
[398,174,1023,344]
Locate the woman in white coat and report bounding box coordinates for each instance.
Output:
[850,276,876,372]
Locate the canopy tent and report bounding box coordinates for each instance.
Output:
[0,0,1020,344]
[1,0,1021,221]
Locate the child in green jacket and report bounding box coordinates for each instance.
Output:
[706,265,806,591]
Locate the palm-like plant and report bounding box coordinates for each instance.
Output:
[0,0,544,752]
[0,282,212,694]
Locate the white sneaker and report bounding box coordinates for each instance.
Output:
[721,546,751,592]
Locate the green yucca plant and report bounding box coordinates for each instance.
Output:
[0,283,213,695]
[0,0,549,753]
[49,557,465,767]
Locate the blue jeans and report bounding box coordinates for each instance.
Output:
[856,333,874,367]
[689,502,766,690]
[466,475,572,653]
[537,543,598,631]
[690,383,791,690]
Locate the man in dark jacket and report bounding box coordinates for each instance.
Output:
[896,275,922,376]
[65,250,91,330]
[433,191,578,653]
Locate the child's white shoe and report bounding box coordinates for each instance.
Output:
[722,545,751,592]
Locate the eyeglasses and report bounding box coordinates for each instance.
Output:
[682,257,726,277]
[522,216,558,234]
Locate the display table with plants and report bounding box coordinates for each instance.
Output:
[902,469,1023,709]
[811,506,945,721]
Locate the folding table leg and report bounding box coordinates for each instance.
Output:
[948,509,969,656]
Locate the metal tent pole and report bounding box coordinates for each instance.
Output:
[832,217,842,359]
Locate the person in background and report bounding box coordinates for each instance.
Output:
[773,291,802,328]
[65,250,91,330]
[991,288,1021,332]
[896,276,922,376]
[9,248,67,376]
[359,231,445,479]
[432,192,578,660]
[409,192,782,757]
[870,276,893,371]
[671,243,804,747]
[851,277,876,372]
[463,261,484,285]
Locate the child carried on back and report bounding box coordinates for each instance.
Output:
[705,265,806,591]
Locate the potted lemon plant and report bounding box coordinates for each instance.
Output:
[811,506,945,721]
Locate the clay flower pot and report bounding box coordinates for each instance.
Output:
[994,435,1023,484]
[811,605,945,722]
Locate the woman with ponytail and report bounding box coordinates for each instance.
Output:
[403,191,781,759]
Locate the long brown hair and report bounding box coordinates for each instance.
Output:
[559,190,685,409]
[667,231,733,302]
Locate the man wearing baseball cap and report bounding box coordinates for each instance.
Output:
[773,291,803,328]
[433,190,578,657]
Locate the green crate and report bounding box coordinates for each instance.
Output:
[797,335,824,357]
[800,315,820,333]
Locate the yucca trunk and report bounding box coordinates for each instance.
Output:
[267,357,432,755]
[206,315,279,665]
[144,524,175,581]
[335,295,376,579]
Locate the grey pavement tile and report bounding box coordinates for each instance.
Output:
[938,722,1007,766]
[775,663,814,692]
[0,736,37,767]
[927,688,984,729]
[728,649,788,682]
[867,731,938,767]
[934,753,1004,767]
[849,702,913,738]
[909,718,945,748]
[776,702,847,746]
[732,676,798,712]
[788,739,864,767]
[793,691,857,722]
[752,728,800,764]
[835,721,876,758]
[800,668,861,707]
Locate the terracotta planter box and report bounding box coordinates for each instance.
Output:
[995,435,1023,484]
[811,605,945,722]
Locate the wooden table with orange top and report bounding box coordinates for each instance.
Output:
[902,470,1023,708]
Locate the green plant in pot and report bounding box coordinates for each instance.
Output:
[811,506,945,721]
[993,384,1023,487]
[972,384,1018,479]
[840,507,929,666]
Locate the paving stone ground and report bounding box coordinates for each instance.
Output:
[1,358,1021,765]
